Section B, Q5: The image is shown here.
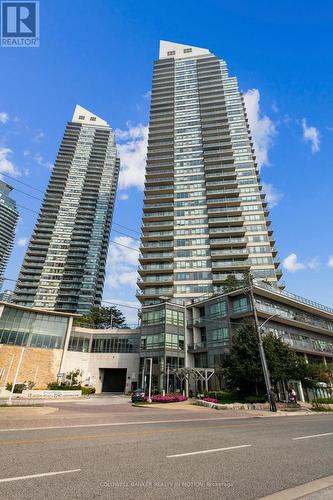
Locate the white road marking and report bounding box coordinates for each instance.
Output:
[0,416,253,433]
[167,444,252,458]
[0,469,81,484]
[293,432,333,441]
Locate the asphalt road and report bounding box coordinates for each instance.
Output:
[0,398,332,499]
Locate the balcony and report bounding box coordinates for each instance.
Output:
[136,287,174,297]
[138,274,173,282]
[209,226,245,236]
[208,216,244,226]
[138,264,174,273]
[255,302,333,333]
[141,231,174,240]
[139,252,173,262]
[143,203,173,212]
[145,185,174,193]
[142,221,174,229]
[207,197,241,207]
[211,248,249,259]
[206,188,240,196]
[283,337,333,356]
[144,193,173,201]
[142,211,174,221]
[187,341,207,352]
[140,241,173,250]
[208,206,242,216]
[206,179,240,187]
[145,176,174,184]
[212,260,250,269]
[210,237,247,247]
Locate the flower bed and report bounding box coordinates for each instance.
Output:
[145,394,187,403]
[201,397,219,403]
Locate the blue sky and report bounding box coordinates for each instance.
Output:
[0,1,332,323]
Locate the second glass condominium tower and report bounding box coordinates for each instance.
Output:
[138,41,282,305]
[15,105,120,314]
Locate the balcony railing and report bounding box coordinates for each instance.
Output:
[255,281,333,315]
[187,341,207,351]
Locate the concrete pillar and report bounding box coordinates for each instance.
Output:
[59,316,74,375]
[298,381,305,403]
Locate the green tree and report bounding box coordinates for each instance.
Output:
[222,274,243,294]
[76,306,128,329]
[295,359,332,390]
[221,322,264,396]
[263,334,300,390]
[221,321,331,398]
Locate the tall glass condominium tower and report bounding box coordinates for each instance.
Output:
[15,105,120,314]
[138,41,282,305]
[0,180,19,289]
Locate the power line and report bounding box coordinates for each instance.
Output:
[1,171,46,194]
[1,171,142,236]
[14,203,140,252]
[0,279,141,311]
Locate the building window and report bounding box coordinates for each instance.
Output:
[232,297,249,314]
[90,117,96,121]
[141,308,165,326]
[167,50,176,56]
[166,309,184,326]
[209,327,229,346]
[78,115,85,120]
[183,48,192,53]
[209,301,227,318]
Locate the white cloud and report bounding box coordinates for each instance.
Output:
[0,112,9,124]
[301,118,320,153]
[33,152,53,169]
[328,256,333,268]
[283,254,306,272]
[106,236,139,290]
[262,182,283,208]
[143,90,152,99]
[283,253,320,272]
[119,193,129,201]
[0,148,20,176]
[115,122,148,190]
[17,237,28,247]
[33,130,44,142]
[307,258,320,271]
[243,88,276,168]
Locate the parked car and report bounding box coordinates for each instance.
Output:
[131,388,145,402]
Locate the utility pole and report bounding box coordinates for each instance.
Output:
[247,275,272,406]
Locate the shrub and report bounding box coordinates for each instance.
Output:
[6,383,26,393]
[81,387,95,395]
[314,397,333,405]
[201,397,219,403]
[46,383,95,394]
[146,394,187,403]
[243,395,268,404]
